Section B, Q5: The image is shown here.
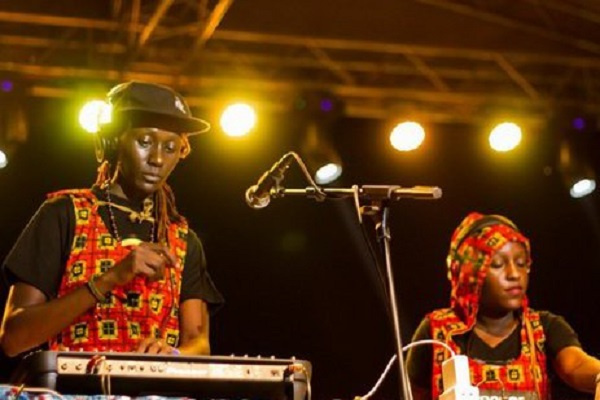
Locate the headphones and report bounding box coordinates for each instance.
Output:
[94,122,121,164]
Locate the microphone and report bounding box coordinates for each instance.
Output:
[245,153,295,209]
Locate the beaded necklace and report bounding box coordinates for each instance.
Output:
[101,183,178,343]
[105,184,156,244]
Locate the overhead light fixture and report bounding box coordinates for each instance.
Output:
[558,139,596,199]
[1,80,13,93]
[301,120,343,185]
[389,121,425,152]
[0,90,28,169]
[220,102,257,137]
[489,122,522,152]
[0,148,7,169]
[79,100,111,134]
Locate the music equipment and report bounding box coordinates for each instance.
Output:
[11,351,311,400]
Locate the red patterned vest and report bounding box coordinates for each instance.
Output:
[428,308,548,400]
[47,189,188,352]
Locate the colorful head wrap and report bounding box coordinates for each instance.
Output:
[446,212,531,328]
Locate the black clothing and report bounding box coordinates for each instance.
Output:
[2,187,223,307]
[0,187,224,381]
[406,311,585,397]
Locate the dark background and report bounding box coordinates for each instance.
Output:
[1,94,599,399]
[1,1,600,398]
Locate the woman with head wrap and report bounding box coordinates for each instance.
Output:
[406,212,600,400]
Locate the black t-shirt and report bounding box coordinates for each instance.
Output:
[406,311,582,393]
[0,188,224,381]
[1,187,224,306]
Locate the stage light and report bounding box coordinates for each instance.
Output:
[315,162,343,185]
[1,80,13,93]
[220,103,256,137]
[320,98,334,112]
[390,121,425,152]
[572,117,586,131]
[302,121,343,185]
[79,100,111,134]
[559,139,596,199]
[570,179,596,198]
[489,122,522,152]
[0,149,7,169]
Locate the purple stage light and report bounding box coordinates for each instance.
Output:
[320,98,333,112]
[1,80,13,92]
[572,117,585,131]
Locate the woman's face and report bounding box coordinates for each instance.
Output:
[116,127,183,199]
[479,241,530,315]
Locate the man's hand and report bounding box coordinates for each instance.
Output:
[135,338,179,355]
[108,242,178,286]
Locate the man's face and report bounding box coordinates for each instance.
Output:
[117,127,183,198]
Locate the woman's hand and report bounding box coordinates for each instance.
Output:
[135,338,179,355]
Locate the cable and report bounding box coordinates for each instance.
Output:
[288,151,327,201]
[354,339,456,400]
[403,339,455,356]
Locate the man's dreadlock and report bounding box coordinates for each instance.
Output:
[94,133,191,245]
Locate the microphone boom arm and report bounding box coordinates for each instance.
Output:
[273,185,442,202]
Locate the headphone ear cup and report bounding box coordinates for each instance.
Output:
[94,133,106,163]
[104,136,118,164]
[94,131,118,164]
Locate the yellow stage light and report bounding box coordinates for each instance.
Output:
[79,100,111,134]
[220,103,256,137]
[489,122,522,152]
[0,149,7,169]
[390,121,425,151]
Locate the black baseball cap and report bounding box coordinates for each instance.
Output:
[105,81,210,135]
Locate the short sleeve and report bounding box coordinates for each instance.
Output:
[180,229,224,313]
[1,196,74,300]
[540,311,582,360]
[406,317,433,390]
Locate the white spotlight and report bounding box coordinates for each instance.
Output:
[0,149,7,169]
[489,122,522,152]
[570,179,596,198]
[220,103,257,137]
[315,162,343,184]
[390,122,425,151]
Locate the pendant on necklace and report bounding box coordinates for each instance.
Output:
[121,237,143,247]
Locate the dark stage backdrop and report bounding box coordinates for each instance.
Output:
[1,97,599,399]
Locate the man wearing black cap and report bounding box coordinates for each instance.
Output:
[0,81,223,373]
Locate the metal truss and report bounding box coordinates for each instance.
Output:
[0,0,599,124]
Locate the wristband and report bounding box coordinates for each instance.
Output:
[86,276,108,303]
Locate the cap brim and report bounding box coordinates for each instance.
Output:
[117,109,211,135]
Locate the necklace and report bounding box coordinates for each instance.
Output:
[105,185,156,244]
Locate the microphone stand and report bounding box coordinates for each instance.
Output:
[273,185,441,400]
[372,201,412,400]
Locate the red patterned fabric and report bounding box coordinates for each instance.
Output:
[428,308,548,399]
[428,212,547,399]
[47,189,188,352]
